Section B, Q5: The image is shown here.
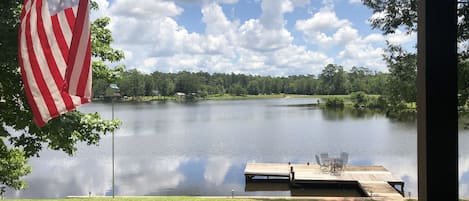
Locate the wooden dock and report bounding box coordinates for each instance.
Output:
[244,163,404,200]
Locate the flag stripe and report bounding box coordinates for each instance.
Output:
[65,0,89,97]
[51,15,69,65]
[20,63,47,126]
[76,37,91,96]
[19,0,92,127]
[64,8,75,31]
[20,0,30,20]
[19,0,47,126]
[32,0,64,118]
[37,0,64,88]
[38,0,76,111]
[24,0,59,121]
[70,14,90,97]
[57,10,73,47]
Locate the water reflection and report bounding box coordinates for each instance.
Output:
[115,156,188,195]
[4,99,469,198]
[204,157,231,186]
[321,107,380,120]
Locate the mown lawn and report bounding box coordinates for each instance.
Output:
[5,197,469,201]
[6,197,319,201]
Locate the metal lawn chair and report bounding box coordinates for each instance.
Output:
[340,152,349,170]
[315,154,329,172]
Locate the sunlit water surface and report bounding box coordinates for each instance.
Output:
[6,98,469,198]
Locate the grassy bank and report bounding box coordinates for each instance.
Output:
[5,197,320,201]
[205,94,358,100]
[100,94,354,102]
[7,197,466,201]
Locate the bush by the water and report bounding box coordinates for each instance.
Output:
[350,91,367,108]
[325,97,345,108]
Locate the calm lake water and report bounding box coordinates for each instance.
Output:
[6,98,469,198]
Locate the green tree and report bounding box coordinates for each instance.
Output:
[319,64,349,95]
[118,69,145,96]
[368,72,388,95]
[350,91,368,108]
[151,72,176,96]
[349,66,371,93]
[325,97,345,108]
[384,43,417,105]
[363,0,469,55]
[229,83,247,96]
[92,78,109,98]
[175,72,201,94]
[247,80,261,95]
[362,0,469,107]
[458,60,469,110]
[0,0,121,189]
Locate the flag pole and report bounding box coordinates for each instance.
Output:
[112,96,115,198]
[108,83,119,198]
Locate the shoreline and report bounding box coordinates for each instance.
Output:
[93,94,355,102]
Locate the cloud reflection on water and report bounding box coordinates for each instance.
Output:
[6,152,469,198]
[5,100,469,198]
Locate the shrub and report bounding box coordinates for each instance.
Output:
[350,91,367,108]
[325,97,345,108]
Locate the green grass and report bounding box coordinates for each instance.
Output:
[109,94,357,102]
[205,94,356,100]
[5,197,469,201]
[206,94,287,100]
[6,197,319,201]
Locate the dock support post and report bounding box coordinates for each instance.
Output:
[401,182,405,197]
[290,166,295,183]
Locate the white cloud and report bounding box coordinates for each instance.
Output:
[296,8,361,50]
[174,0,238,4]
[238,0,294,52]
[109,0,182,18]
[260,0,293,29]
[295,3,416,72]
[94,0,412,76]
[267,45,333,75]
[90,0,110,20]
[204,157,231,185]
[348,0,361,4]
[338,42,386,71]
[363,33,384,43]
[202,3,237,36]
[291,0,311,7]
[296,8,350,33]
[386,29,416,46]
[333,26,359,46]
[239,19,293,52]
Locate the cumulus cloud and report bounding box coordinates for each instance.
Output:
[109,0,182,18]
[296,7,359,49]
[239,19,293,52]
[239,0,295,52]
[91,0,417,76]
[296,8,350,34]
[296,1,415,72]
[386,29,416,46]
[348,0,361,4]
[93,0,335,75]
[174,0,238,4]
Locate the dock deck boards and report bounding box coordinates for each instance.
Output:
[244,162,404,200]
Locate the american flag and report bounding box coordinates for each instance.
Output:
[19,0,92,127]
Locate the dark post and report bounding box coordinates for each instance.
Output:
[417,0,458,200]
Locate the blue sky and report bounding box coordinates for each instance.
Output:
[91,0,416,76]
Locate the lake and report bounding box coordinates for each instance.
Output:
[6,98,469,198]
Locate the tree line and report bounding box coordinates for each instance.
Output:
[93,64,388,98]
